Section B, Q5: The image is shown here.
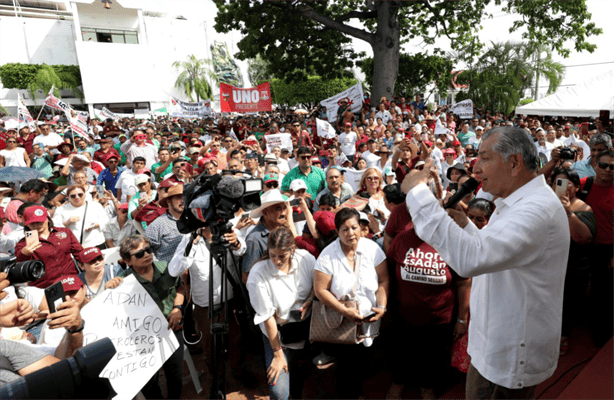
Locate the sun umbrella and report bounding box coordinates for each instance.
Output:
[0,167,46,188]
[294,108,309,115]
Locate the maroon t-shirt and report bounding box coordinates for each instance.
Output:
[394,156,420,183]
[388,227,467,325]
[385,201,413,238]
[580,177,613,245]
[15,227,83,289]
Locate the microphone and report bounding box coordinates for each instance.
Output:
[444,177,479,210]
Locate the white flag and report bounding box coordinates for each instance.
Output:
[316,118,336,139]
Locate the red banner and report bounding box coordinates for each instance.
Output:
[220,82,272,113]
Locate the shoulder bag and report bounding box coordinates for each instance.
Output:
[309,254,366,345]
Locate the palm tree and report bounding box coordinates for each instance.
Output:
[455,41,564,114]
[27,65,83,101]
[172,55,216,102]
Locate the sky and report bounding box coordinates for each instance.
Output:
[122,0,614,95]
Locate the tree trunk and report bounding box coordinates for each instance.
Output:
[370,2,401,107]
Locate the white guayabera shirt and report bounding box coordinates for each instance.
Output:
[406,175,569,389]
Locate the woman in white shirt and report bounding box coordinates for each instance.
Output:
[0,138,29,167]
[52,184,109,248]
[246,226,315,400]
[358,167,391,232]
[314,208,389,398]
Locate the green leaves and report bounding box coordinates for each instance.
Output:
[359,52,453,96]
[172,55,215,102]
[0,63,82,99]
[269,75,358,107]
[458,41,564,114]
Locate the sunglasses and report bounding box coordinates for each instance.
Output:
[70,193,84,199]
[292,124,300,127]
[366,176,380,181]
[131,245,153,259]
[299,155,311,160]
[223,140,232,143]
[597,162,614,171]
[7,141,17,144]
[265,182,279,188]
[118,209,128,213]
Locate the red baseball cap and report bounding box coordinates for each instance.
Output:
[54,275,84,293]
[78,247,103,264]
[105,153,119,162]
[23,206,48,226]
[453,140,462,146]
[345,122,351,127]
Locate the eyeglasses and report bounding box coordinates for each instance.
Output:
[130,245,153,259]
[223,140,232,143]
[118,209,128,213]
[6,141,16,144]
[366,176,380,181]
[292,124,300,127]
[597,162,614,171]
[265,182,279,188]
[69,193,84,199]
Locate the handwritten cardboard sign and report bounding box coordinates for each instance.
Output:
[81,275,179,400]
[264,133,293,153]
[452,99,474,119]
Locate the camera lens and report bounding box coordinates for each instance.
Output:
[3,260,45,284]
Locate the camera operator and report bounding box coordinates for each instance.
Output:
[571,133,612,178]
[168,224,247,380]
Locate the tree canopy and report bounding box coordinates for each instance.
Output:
[454,41,564,114]
[214,0,601,105]
[0,63,82,99]
[269,76,358,107]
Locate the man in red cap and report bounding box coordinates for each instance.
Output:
[97,153,123,198]
[93,138,120,166]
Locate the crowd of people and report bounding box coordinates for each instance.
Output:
[0,94,612,400]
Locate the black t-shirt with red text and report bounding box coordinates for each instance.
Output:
[387,227,467,326]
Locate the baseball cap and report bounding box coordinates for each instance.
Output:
[311,156,322,164]
[54,275,84,293]
[289,179,308,191]
[313,211,336,236]
[345,122,351,127]
[263,173,278,184]
[135,174,150,185]
[443,148,456,155]
[118,203,129,210]
[452,140,462,146]
[23,205,48,226]
[476,126,484,131]
[188,147,200,155]
[105,153,119,162]
[78,247,103,264]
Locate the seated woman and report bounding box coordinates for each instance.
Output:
[106,235,185,399]
[246,226,316,400]
[314,208,389,398]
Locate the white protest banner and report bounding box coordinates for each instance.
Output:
[81,275,179,400]
[17,93,35,128]
[320,83,364,123]
[265,133,293,153]
[44,92,72,114]
[316,118,336,139]
[97,106,118,120]
[434,118,448,135]
[342,168,365,193]
[169,97,212,118]
[67,109,89,140]
[452,99,474,119]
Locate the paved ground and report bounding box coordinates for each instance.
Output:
[176,325,602,399]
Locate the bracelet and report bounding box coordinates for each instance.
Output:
[272,346,283,353]
[457,318,467,324]
[67,319,85,334]
[375,305,387,312]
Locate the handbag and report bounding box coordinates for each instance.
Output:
[78,201,89,244]
[309,254,366,345]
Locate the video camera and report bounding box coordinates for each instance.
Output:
[0,257,45,285]
[178,171,262,245]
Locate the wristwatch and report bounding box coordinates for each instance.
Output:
[173,305,182,311]
[67,319,85,334]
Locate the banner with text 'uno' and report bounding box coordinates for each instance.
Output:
[220,82,272,113]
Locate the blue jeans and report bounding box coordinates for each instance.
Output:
[262,335,307,400]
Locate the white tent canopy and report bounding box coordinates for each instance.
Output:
[515,70,614,117]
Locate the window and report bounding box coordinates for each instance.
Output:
[94,103,150,114]
[82,28,139,44]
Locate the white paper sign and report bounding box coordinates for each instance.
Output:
[320,83,364,123]
[81,275,179,400]
[169,97,212,118]
[342,167,365,192]
[264,133,293,153]
[316,118,336,139]
[452,99,474,119]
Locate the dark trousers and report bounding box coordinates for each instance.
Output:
[322,342,374,399]
[466,364,536,399]
[589,243,614,346]
[390,318,454,390]
[141,329,184,399]
[561,260,590,337]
